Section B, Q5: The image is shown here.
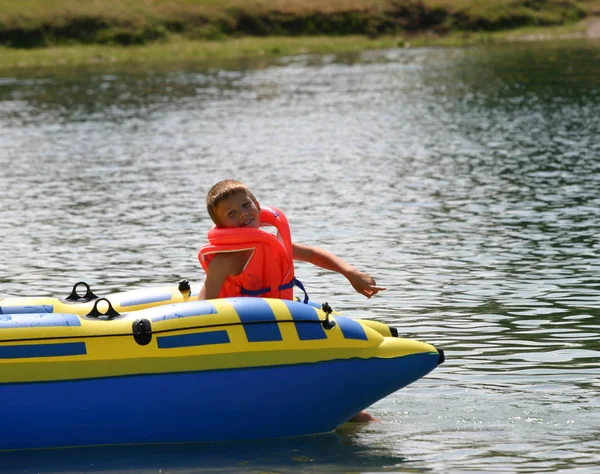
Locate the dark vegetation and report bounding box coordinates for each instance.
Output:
[0,0,595,49]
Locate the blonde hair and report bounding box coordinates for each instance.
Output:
[206,179,258,225]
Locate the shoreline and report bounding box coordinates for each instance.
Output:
[1,18,599,72]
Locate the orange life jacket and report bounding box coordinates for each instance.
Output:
[198,207,307,301]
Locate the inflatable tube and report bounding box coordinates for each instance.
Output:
[0,296,444,450]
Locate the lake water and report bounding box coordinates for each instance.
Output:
[1,39,599,473]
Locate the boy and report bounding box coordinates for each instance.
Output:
[198,179,385,423]
[198,179,385,301]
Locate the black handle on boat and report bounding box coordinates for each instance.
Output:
[178,279,191,293]
[321,302,336,330]
[85,298,120,320]
[132,318,152,346]
[65,281,98,302]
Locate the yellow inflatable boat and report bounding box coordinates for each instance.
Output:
[0,291,444,451]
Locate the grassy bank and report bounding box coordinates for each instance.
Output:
[1,0,599,69]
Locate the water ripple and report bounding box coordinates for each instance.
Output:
[1,40,600,473]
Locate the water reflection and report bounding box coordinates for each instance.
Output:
[0,431,408,474]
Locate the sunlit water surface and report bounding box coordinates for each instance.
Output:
[1,39,599,473]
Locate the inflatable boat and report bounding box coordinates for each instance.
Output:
[0,291,444,451]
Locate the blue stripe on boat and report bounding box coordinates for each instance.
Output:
[305,300,321,309]
[0,313,81,328]
[230,298,282,342]
[0,305,54,314]
[0,342,86,359]
[334,316,368,341]
[157,330,230,349]
[120,292,174,307]
[149,301,217,322]
[284,301,327,340]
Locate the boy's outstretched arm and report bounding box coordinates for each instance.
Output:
[292,243,386,298]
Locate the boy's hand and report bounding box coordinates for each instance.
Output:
[346,269,386,298]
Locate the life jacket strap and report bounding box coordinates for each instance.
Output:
[279,277,309,304]
[239,277,309,303]
[239,286,270,297]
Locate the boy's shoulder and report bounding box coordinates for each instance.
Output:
[208,249,253,276]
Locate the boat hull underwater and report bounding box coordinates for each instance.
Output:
[0,287,444,451]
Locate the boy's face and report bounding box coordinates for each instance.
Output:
[215,191,260,229]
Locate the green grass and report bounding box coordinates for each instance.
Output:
[0,0,592,45]
[0,0,597,70]
[0,21,592,71]
[0,36,396,69]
